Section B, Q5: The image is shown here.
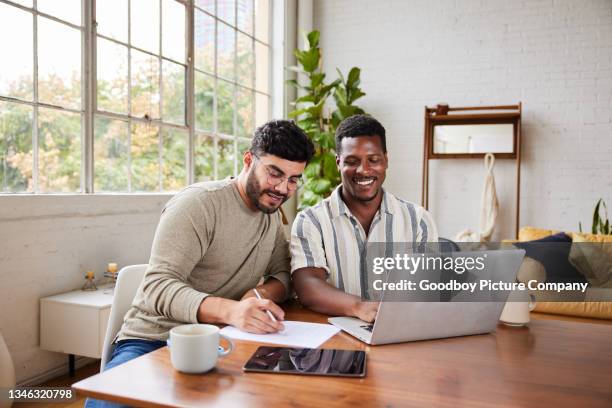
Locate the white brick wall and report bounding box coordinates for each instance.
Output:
[0,195,169,383]
[314,0,612,239]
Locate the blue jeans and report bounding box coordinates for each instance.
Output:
[85,339,166,408]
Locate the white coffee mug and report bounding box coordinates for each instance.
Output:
[500,290,537,326]
[168,324,234,373]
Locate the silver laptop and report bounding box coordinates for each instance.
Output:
[328,249,525,345]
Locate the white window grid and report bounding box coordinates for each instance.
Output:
[0,0,272,193]
[0,0,86,193]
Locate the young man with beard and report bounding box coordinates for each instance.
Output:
[290,115,438,322]
[86,120,314,408]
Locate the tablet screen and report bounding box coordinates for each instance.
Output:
[243,346,366,377]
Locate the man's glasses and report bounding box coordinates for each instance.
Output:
[252,154,303,191]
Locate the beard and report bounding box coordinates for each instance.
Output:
[245,168,288,214]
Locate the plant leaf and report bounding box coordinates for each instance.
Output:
[310,178,332,194]
[347,67,361,88]
[310,73,325,88]
[593,199,602,234]
[294,94,315,104]
[285,79,305,90]
[322,152,339,179]
[336,68,345,84]
[304,158,321,179]
[349,90,366,104]
[307,30,320,48]
[287,108,308,118]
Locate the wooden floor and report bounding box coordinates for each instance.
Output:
[14,362,100,408]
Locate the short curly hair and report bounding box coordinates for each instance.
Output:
[249,120,315,163]
[335,114,386,155]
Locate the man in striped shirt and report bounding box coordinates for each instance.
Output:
[290,115,438,322]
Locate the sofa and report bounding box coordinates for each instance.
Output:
[508,226,612,320]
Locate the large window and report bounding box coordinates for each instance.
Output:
[0,0,272,194]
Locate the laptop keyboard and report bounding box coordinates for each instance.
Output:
[360,324,374,332]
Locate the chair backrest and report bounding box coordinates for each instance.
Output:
[100,264,147,372]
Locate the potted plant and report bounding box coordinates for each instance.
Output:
[288,30,368,209]
[580,199,611,235]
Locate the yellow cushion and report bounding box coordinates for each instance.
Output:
[570,232,612,243]
[518,226,561,242]
[534,301,612,320]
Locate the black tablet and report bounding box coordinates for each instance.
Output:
[243,346,366,377]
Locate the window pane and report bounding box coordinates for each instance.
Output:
[38,17,81,109]
[237,0,254,34]
[94,116,128,192]
[217,137,235,179]
[236,87,253,137]
[217,80,234,135]
[195,0,215,14]
[162,61,185,125]
[217,0,236,26]
[237,137,251,158]
[131,123,159,191]
[194,10,215,74]
[255,41,269,93]
[0,4,33,101]
[162,0,185,63]
[195,72,214,131]
[37,0,81,26]
[131,50,160,119]
[217,22,235,81]
[162,127,187,191]
[97,38,128,114]
[237,32,253,89]
[37,107,81,193]
[195,134,214,182]
[255,92,269,127]
[96,0,128,43]
[255,0,269,43]
[131,0,160,54]
[0,101,33,192]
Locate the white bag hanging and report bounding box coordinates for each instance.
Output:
[455,153,499,242]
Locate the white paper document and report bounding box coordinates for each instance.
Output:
[220,321,341,349]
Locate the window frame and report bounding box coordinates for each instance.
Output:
[0,0,274,194]
[0,0,86,193]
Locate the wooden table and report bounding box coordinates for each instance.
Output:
[73,303,612,408]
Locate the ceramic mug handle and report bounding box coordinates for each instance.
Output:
[528,293,537,311]
[217,334,234,357]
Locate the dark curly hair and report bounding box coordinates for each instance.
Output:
[335,114,387,155]
[249,120,315,163]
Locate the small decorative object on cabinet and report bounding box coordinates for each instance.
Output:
[104,263,119,287]
[82,270,98,291]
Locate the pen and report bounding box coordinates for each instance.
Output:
[253,288,278,323]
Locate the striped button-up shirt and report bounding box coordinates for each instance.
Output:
[290,186,438,297]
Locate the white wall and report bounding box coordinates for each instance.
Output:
[0,195,169,383]
[314,0,612,239]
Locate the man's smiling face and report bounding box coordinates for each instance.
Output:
[245,152,305,213]
[336,135,388,202]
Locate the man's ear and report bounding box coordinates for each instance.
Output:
[243,150,253,170]
[336,154,340,167]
